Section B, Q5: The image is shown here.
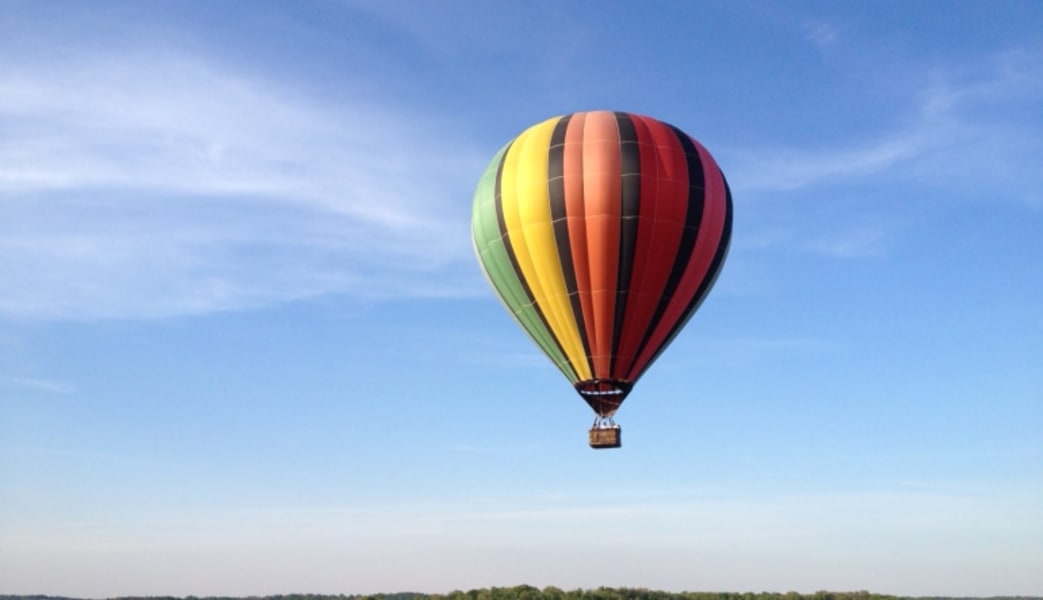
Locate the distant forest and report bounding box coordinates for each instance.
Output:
[4,587,1041,600]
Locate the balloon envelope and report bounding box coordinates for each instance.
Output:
[472,111,732,417]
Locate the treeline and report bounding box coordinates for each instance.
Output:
[3,589,1041,600]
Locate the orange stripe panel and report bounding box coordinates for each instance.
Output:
[581,112,621,378]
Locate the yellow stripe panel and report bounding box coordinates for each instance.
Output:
[500,117,591,380]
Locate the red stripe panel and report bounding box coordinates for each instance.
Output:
[626,136,728,380]
[610,115,690,377]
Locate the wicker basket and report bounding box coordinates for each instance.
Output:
[588,427,622,449]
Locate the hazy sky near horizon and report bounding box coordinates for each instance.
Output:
[1,1,1042,597]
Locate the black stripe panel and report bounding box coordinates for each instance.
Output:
[612,112,641,368]
[494,138,574,371]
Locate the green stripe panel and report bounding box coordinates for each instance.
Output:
[471,142,578,382]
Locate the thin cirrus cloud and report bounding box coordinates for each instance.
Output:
[801,19,841,52]
[0,374,75,395]
[723,49,1042,263]
[730,49,1043,203]
[0,53,485,321]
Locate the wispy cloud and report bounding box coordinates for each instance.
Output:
[801,219,896,258]
[731,49,1043,204]
[0,374,75,395]
[0,52,485,320]
[735,134,928,192]
[802,19,841,52]
[724,49,1043,264]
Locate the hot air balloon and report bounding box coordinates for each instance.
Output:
[471,111,732,448]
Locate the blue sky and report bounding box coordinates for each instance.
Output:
[1,0,1041,597]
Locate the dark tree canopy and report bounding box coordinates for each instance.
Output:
[4,588,1040,600]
